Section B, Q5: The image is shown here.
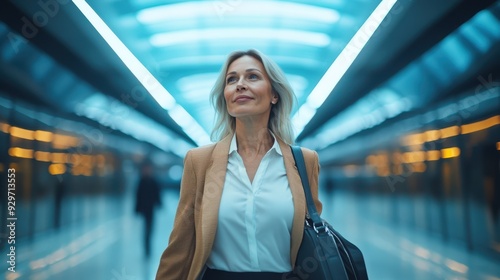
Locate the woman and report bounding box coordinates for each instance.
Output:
[155,49,322,280]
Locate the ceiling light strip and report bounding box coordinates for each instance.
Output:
[137,1,339,24]
[71,0,210,146]
[150,28,331,48]
[292,0,398,136]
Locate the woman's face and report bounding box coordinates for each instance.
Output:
[224,55,278,121]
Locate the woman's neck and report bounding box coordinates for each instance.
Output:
[234,124,274,156]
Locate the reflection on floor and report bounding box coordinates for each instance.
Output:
[2,188,500,280]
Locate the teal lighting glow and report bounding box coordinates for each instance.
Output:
[137,1,340,24]
[71,0,210,147]
[75,93,192,157]
[441,36,472,73]
[300,2,500,149]
[292,0,398,135]
[302,88,412,149]
[159,55,321,71]
[150,28,331,48]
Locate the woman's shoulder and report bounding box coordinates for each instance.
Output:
[186,142,217,158]
[185,135,231,159]
[183,141,226,173]
[298,146,318,158]
[297,146,319,164]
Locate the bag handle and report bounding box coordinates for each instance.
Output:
[290,146,325,232]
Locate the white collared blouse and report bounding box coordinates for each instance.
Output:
[205,132,294,272]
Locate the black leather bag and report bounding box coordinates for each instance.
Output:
[291,146,369,280]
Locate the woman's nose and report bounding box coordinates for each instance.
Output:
[236,80,247,91]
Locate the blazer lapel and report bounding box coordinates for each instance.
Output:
[278,139,306,268]
[200,134,232,260]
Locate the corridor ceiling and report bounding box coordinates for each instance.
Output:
[1,0,499,156]
[84,0,380,135]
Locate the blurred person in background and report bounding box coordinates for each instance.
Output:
[135,161,162,257]
[155,49,322,280]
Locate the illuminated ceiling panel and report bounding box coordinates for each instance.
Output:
[83,0,381,143]
[301,5,500,150]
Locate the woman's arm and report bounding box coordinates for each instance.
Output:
[156,150,197,279]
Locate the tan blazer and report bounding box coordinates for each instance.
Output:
[155,134,322,280]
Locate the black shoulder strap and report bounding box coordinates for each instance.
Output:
[290,146,322,225]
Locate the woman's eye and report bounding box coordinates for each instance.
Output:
[226,76,237,84]
[248,74,259,80]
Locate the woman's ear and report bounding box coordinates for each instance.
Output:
[271,95,278,104]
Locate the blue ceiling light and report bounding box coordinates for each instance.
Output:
[272,56,322,70]
[287,75,309,99]
[292,0,399,135]
[77,0,382,149]
[301,3,500,150]
[176,73,219,99]
[150,28,331,48]
[159,55,322,72]
[72,0,211,148]
[73,0,175,110]
[169,104,211,143]
[157,55,228,70]
[134,0,344,143]
[301,88,412,149]
[137,1,340,25]
[75,93,193,157]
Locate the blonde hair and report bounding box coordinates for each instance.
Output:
[210,49,296,144]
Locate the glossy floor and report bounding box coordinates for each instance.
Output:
[2,188,500,280]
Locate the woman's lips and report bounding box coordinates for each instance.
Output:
[234,95,253,102]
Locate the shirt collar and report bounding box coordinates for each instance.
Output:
[229,130,282,156]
